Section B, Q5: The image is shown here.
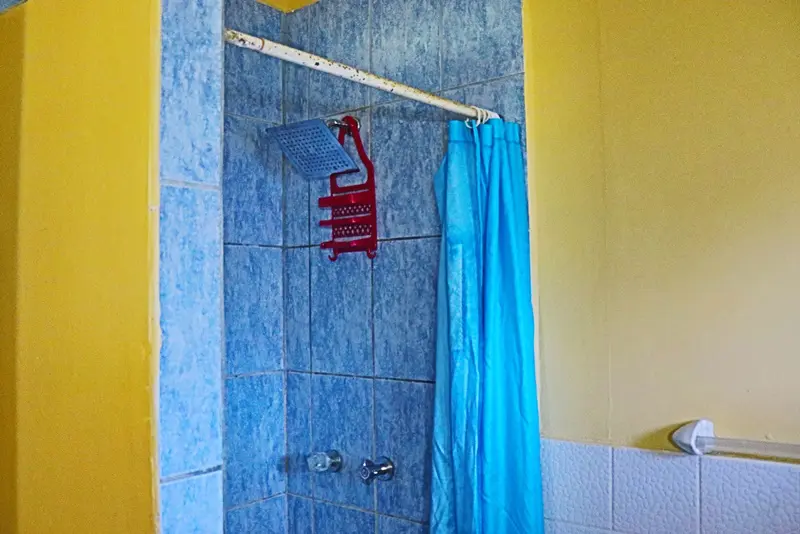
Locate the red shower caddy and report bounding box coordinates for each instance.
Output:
[318,116,378,261]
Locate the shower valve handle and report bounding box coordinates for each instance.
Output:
[360,457,394,485]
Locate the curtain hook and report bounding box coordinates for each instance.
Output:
[471,107,491,126]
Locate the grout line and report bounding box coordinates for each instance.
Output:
[370,241,378,517]
[225,370,284,379]
[160,464,222,485]
[287,369,434,385]
[438,0,444,97]
[308,362,316,534]
[374,511,427,527]
[609,445,615,530]
[225,492,286,513]
[307,248,314,376]
[368,132,379,516]
[437,70,526,96]
[697,456,702,534]
[294,494,372,516]
[219,208,227,515]
[161,179,221,192]
[309,104,373,122]
[224,111,281,127]
[282,370,289,490]
[379,235,441,243]
[305,143,313,248]
[284,235,441,252]
[223,242,283,250]
[286,493,429,527]
[285,485,290,534]
[279,15,285,128]
[304,13,314,532]
[217,8,228,521]
[367,0,374,114]
[366,71,526,112]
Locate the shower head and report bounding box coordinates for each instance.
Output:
[268,119,359,180]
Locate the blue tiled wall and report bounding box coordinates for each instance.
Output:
[541,439,800,534]
[222,0,286,532]
[281,0,525,531]
[158,0,224,530]
[161,0,545,531]
[0,0,24,14]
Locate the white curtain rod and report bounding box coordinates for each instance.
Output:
[224,29,500,123]
[673,419,800,461]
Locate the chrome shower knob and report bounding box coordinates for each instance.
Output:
[307,450,343,473]
[360,457,394,485]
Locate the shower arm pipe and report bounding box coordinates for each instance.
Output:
[224,29,500,123]
[672,419,800,461]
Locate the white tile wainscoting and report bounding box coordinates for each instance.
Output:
[542,439,800,534]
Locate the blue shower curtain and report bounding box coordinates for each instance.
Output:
[430,119,544,534]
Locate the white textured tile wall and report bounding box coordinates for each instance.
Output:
[612,448,699,534]
[700,456,800,534]
[542,440,612,529]
[542,439,800,534]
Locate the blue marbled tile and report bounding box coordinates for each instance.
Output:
[373,238,439,381]
[371,0,441,106]
[284,161,310,247]
[161,0,222,185]
[314,501,374,534]
[379,516,426,534]
[612,448,698,534]
[541,440,612,529]
[441,74,526,125]
[159,185,222,477]
[306,0,370,117]
[288,495,313,534]
[312,375,374,509]
[223,115,283,246]
[225,0,281,39]
[225,495,286,534]
[0,0,24,14]
[226,46,283,106]
[372,100,444,239]
[287,372,313,496]
[285,248,310,371]
[375,380,434,522]
[310,249,373,375]
[281,11,311,247]
[223,0,281,122]
[224,374,286,508]
[310,110,371,246]
[160,471,223,534]
[441,0,523,89]
[224,245,283,375]
[225,71,283,126]
[701,456,800,534]
[282,9,310,124]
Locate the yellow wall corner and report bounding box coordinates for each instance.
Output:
[2,0,161,531]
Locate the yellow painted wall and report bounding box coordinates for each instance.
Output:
[528,0,800,448]
[0,6,25,533]
[1,0,160,531]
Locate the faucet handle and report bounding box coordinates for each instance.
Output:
[307,450,343,473]
[360,457,394,485]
